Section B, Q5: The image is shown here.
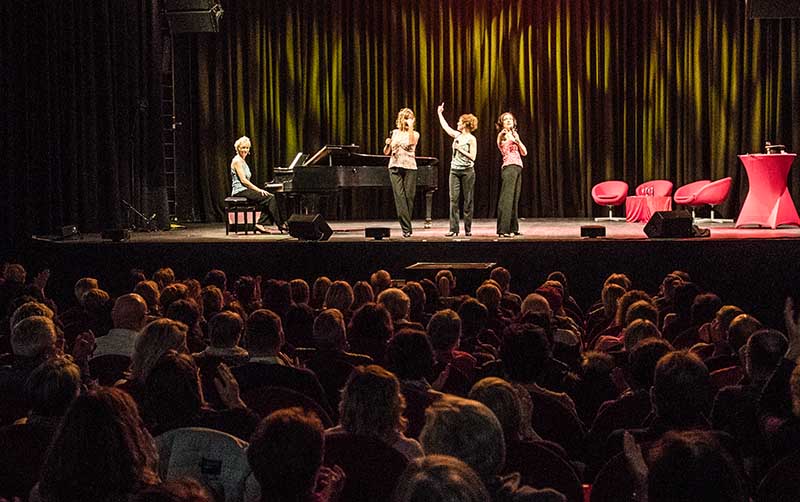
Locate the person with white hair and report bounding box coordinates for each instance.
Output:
[230,135,286,233]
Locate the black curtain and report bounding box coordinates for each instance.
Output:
[1,0,165,248]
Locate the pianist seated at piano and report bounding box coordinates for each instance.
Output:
[230,136,286,233]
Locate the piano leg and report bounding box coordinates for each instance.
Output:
[424,189,436,228]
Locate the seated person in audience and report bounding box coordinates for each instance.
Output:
[586,338,672,478]
[490,267,520,316]
[427,309,477,385]
[0,264,28,317]
[585,283,626,345]
[370,269,393,297]
[536,281,583,340]
[420,394,566,502]
[232,275,261,315]
[596,300,659,352]
[604,351,741,471]
[672,293,723,350]
[327,365,423,460]
[200,285,224,322]
[652,272,684,324]
[546,271,583,322]
[435,269,456,299]
[247,408,345,502]
[133,477,214,502]
[283,302,316,350]
[231,309,331,415]
[93,293,148,358]
[193,311,248,367]
[153,267,176,290]
[134,280,162,317]
[61,288,112,351]
[476,282,512,337]
[767,362,800,465]
[347,302,393,366]
[402,281,429,326]
[202,269,229,297]
[419,278,439,316]
[262,279,293,319]
[468,376,546,444]
[351,280,374,312]
[31,387,160,502]
[54,276,98,327]
[1,300,55,357]
[166,299,207,353]
[386,328,444,438]
[378,288,425,331]
[587,272,632,314]
[712,328,788,478]
[0,316,60,425]
[143,350,258,441]
[520,292,581,365]
[727,314,763,363]
[624,430,747,502]
[591,290,653,349]
[662,282,701,342]
[458,297,500,358]
[699,305,745,369]
[0,357,81,500]
[290,278,311,306]
[393,454,491,502]
[160,282,190,316]
[310,276,332,311]
[117,318,188,403]
[324,280,355,323]
[573,351,618,427]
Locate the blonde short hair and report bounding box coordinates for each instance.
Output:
[234,136,251,151]
[395,108,415,131]
[131,319,188,383]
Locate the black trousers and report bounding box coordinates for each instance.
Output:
[234,188,284,226]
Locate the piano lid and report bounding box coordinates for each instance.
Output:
[302,144,360,166]
[299,144,438,168]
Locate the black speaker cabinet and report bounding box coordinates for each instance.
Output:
[365,227,390,240]
[643,210,694,238]
[580,225,606,238]
[288,214,333,241]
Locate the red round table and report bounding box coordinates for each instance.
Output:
[625,196,672,223]
[736,153,800,229]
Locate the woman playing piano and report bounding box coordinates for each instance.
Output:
[437,103,478,237]
[230,136,286,233]
[384,108,420,238]
[495,112,527,237]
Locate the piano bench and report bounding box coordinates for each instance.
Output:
[224,196,258,235]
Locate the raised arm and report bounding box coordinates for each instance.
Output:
[437,102,459,138]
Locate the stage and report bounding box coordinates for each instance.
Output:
[28,218,800,328]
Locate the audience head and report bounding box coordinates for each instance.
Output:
[623,319,662,352]
[73,277,99,304]
[628,338,674,391]
[131,318,188,383]
[711,305,745,341]
[420,395,505,480]
[232,275,257,307]
[387,328,435,381]
[10,301,54,329]
[690,293,723,326]
[615,290,653,327]
[4,263,26,283]
[200,285,224,319]
[652,351,710,426]
[520,293,552,318]
[182,279,202,303]
[166,299,201,331]
[160,283,190,313]
[728,314,763,352]
[208,310,244,349]
[658,273,684,302]
[458,298,489,339]
[248,408,324,500]
[352,280,375,311]
[202,269,227,292]
[402,281,426,322]
[11,315,57,358]
[310,276,332,309]
[419,279,439,313]
[427,309,462,352]
[370,269,393,296]
[468,377,523,442]
[283,303,315,349]
[134,280,161,314]
[112,293,148,331]
[339,365,407,440]
[153,267,176,290]
[26,356,81,418]
[547,271,571,296]
[290,278,311,305]
[434,270,456,297]
[490,267,511,292]
[673,282,702,320]
[393,454,490,502]
[245,309,284,354]
[601,283,627,318]
[313,308,347,350]
[262,279,292,315]
[647,430,746,502]
[476,283,502,312]
[500,324,551,384]
[324,280,355,313]
[624,300,659,328]
[144,350,204,426]
[378,288,412,322]
[39,387,158,501]
[348,302,393,360]
[604,272,632,291]
[745,329,788,382]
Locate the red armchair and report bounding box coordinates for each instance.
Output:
[674,177,733,223]
[592,181,629,221]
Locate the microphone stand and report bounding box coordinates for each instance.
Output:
[121,199,157,232]
[126,98,152,231]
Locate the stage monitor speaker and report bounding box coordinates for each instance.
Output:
[580,225,606,238]
[288,214,333,241]
[747,0,800,18]
[365,227,390,240]
[166,1,223,32]
[643,210,694,238]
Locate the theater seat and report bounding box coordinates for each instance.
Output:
[592,181,629,221]
[674,178,733,223]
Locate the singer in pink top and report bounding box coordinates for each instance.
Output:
[495,112,527,237]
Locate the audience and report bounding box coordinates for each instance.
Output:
[393,454,490,502]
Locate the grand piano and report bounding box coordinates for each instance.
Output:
[268,145,439,227]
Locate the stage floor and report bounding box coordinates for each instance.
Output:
[27,217,800,328]
[47,218,800,243]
